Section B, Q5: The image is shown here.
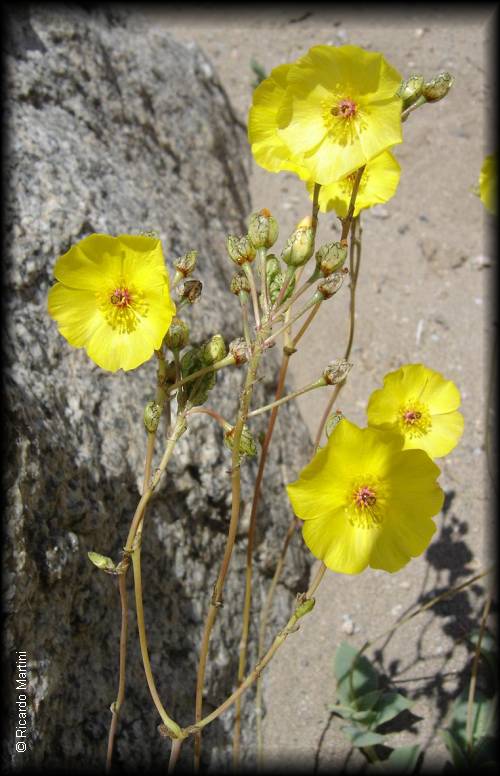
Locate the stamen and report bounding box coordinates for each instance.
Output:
[346,476,386,529]
[398,400,432,438]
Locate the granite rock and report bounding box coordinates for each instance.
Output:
[3,7,311,771]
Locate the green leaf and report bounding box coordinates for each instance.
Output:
[373,692,413,726]
[448,689,496,749]
[341,725,385,748]
[441,729,469,769]
[385,744,421,773]
[328,703,356,720]
[334,642,378,704]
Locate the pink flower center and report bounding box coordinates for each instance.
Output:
[353,486,377,509]
[403,410,422,425]
[337,98,357,118]
[110,287,132,307]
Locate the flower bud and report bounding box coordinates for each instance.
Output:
[230,272,251,296]
[323,359,353,385]
[224,423,258,458]
[227,235,256,265]
[144,400,162,433]
[174,250,198,278]
[248,208,279,249]
[422,72,454,103]
[164,317,189,351]
[266,255,295,304]
[315,242,348,276]
[295,597,315,619]
[315,271,346,300]
[326,410,343,438]
[281,221,315,268]
[177,279,202,304]
[229,337,250,365]
[88,551,116,573]
[396,74,424,106]
[201,334,227,365]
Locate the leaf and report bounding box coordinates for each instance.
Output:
[341,725,385,748]
[373,692,413,726]
[448,689,496,748]
[441,729,469,769]
[384,744,421,773]
[334,642,378,704]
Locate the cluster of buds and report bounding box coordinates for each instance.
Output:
[398,71,453,117]
[315,242,348,277]
[227,235,256,266]
[266,254,295,305]
[281,216,315,268]
[247,208,279,250]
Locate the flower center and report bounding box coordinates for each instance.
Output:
[347,476,386,529]
[398,400,432,438]
[334,98,358,118]
[321,90,362,143]
[97,279,148,334]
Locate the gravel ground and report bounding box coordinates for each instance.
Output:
[147,7,495,770]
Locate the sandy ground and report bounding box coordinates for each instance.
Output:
[147,7,494,770]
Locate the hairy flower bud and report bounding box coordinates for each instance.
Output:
[323,359,353,385]
[281,222,315,268]
[229,337,250,365]
[174,250,198,278]
[230,272,251,296]
[224,423,258,458]
[164,317,189,351]
[144,400,162,433]
[88,551,116,573]
[202,334,227,365]
[248,208,279,249]
[422,72,454,103]
[315,271,346,300]
[295,597,315,619]
[325,410,344,438]
[266,254,295,304]
[227,235,256,265]
[396,74,424,106]
[177,279,202,304]
[315,242,348,276]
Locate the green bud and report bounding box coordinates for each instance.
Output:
[325,411,343,438]
[139,229,160,239]
[422,72,454,103]
[88,551,116,573]
[174,250,198,278]
[266,255,295,304]
[177,279,202,304]
[229,337,250,365]
[396,74,424,106]
[144,400,162,433]
[201,334,227,365]
[230,272,251,296]
[226,235,256,265]
[248,208,279,249]
[315,271,346,300]
[224,424,258,458]
[281,224,315,268]
[164,317,190,351]
[180,347,216,406]
[323,359,352,385]
[295,597,315,619]
[315,242,348,276]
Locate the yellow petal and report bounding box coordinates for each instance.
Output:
[48,283,103,347]
[404,412,464,458]
[302,510,380,575]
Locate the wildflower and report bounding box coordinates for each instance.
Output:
[48,234,176,372]
[287,418,444,574]
[477,153,497,215]
[306,150,401,218]
[277,45,402,185]
[366,364,464,459]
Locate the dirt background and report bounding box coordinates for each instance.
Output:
[146,6,495,770]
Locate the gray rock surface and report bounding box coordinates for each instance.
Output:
[3,7,311,771]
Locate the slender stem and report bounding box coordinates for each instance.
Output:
[279,269,320,317]
[243,263,261,330]
[311,182,321,232]
[187,405,229,430]
[194,331,267,769]
[401,94,427,122]
[247,378,326,419]
[340,168,364,243]
[314,216,361,448]
[270,266,295,313]
[240,297,252,348]
[168,738,183,774]
[167,354,236,396]
[466,595,492,751]
[256,518,298,768]
[292,302,322,347]
[266,293,320,345]
[257,247,270,320]
[131,545,182,738]
[186,563,326,738]
[106,573,128,772]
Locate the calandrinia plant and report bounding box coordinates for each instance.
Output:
[47,43,466,770]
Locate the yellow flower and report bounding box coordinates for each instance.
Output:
[48,234,176,372]
[366,364,464,459]
[287,418,444,574]
[478,153,496,215]
[277,45,403,185]
[248,63,310,180]
[306,150,401,217]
